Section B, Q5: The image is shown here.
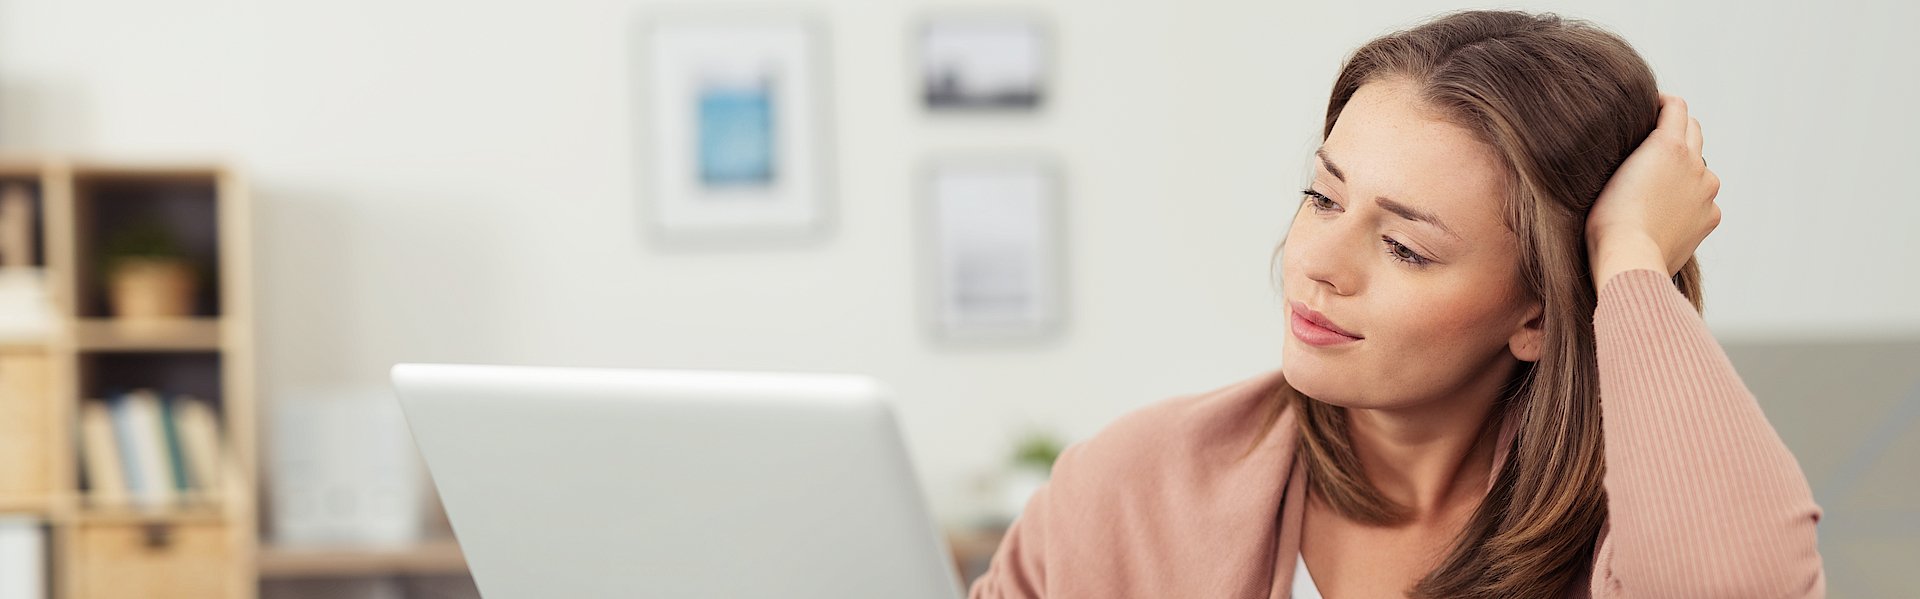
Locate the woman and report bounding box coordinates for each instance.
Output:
[968,10,1823,599]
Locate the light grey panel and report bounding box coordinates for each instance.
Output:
[1723,340,1920,599]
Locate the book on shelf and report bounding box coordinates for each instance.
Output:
[79,402,128,504]
[81,390,224,509]
[0,516,43,599]
[111,389,174,508]
[160,393,190,493]
[173,397,223,493]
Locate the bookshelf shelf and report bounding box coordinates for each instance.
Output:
[0,341,49,352]
[0,494,51,514]
[73,508,230,525]
[0,159,255,599]
[72,318,221,351]
[256,541,468,579]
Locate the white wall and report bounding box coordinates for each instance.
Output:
[2,0,1916,522]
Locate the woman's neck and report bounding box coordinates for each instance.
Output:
[1343,372,1509,523]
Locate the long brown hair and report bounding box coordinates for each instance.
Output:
[1279,10,1704,598]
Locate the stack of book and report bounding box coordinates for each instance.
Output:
[0,183,50,343]
[79,389,224,509]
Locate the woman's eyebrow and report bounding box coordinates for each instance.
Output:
[1377,198,1460,239]
[1315,148,1346,182]
[1317,147,1461,240]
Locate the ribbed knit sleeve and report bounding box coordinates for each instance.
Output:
[1591,269,1825,599]
[971,470,1053,599]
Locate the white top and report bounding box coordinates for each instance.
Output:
[1290,554,1323,599]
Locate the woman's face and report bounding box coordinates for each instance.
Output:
[1281,78,1542,412]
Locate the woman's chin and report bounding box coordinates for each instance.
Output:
[1282,362,1398,411]
[1282,362,1349,407]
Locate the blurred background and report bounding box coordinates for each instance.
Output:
[0,0,1912,597]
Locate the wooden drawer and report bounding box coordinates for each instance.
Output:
[71,521,240,599]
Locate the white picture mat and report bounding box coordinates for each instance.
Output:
[927,160,1062,339]
[646,19,824,239]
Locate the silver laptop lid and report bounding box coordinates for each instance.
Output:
[392,363,963,599]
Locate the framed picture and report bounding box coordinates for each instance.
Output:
[922,158,1064,341]
[642,17,829,244]
[920,16,1048,112]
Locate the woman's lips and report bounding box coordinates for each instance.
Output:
[1289,300,1362,347]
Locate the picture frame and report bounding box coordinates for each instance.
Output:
[919,16,1049,112]
[640,16,830,245]
[920,157,1065,341]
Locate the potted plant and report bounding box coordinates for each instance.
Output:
[1002,428,1064,518]
[99,221,195,321]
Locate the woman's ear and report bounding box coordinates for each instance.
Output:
[1508,303,1545,362]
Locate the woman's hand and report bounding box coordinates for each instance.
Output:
[1586,93,1721,291]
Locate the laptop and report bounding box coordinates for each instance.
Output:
[391,363,965,599]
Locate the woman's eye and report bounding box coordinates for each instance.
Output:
[1303,190,1339,211]
[1384,237,1431,265]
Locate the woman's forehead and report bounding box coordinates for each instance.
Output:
[1320,80,1512,235]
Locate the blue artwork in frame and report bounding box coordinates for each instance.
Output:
[646,18,825,244]
[697,82,777,187]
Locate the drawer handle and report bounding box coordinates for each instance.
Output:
[142,523,171,549]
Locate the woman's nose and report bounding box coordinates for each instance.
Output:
[1285,218,1364,297]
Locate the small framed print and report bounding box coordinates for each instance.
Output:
[922,158,1064,341]
[643,17,828,244]
[920,16,1048,112]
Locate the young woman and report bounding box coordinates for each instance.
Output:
[968,11,1824,599]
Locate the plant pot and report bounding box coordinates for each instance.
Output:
[108,257,194,320]
[1001,466,1050,518]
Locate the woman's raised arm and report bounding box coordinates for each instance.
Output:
[1586,95,1823,597]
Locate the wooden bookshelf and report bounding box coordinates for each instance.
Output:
[0,159,255,599]
[256,540,468,579]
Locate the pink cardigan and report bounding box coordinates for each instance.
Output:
[969,270,1825,598]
